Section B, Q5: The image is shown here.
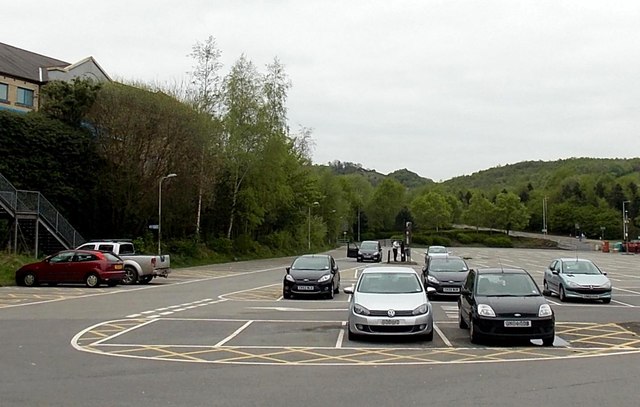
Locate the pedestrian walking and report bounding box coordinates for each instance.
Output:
[392,240,400,261]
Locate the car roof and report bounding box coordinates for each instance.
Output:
[429,255,464,261]
[475,267,529,275]
[556,258,593,262]
[361,266,418,275]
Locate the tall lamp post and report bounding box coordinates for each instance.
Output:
[623,200,630,249]
[158,173,177,255]
[308,201,319,251]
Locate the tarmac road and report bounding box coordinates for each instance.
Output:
[0,247,638,407]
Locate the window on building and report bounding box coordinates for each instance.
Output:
[17,87,34,107]
[0,83,8,102]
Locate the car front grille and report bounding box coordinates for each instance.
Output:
[569,287,609,294]
[368,310,414,317]
[364,325,423,334]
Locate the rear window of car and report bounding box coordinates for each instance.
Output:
[103,252,122,262]
[119,243,135,255]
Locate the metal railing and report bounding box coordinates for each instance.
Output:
[0,173,85,248]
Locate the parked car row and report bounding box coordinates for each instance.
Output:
[283,247,613,346]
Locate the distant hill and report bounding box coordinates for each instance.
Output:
[441,158,640,191]
[324,161,434,188]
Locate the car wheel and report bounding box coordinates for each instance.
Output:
[602,298,611,304]
[140,275,153,284]
[22,272,37,287]
[458,308,468,329]
[542,280,551,296]
[423,329,434,342]
[333,282,340,294]
[348,326,359,341]
[122,266,138,285]
[542,334,554,347]
[558,285,567,302]
[469,318,482,344]
[327,287,335,300]
[85,273,100,288]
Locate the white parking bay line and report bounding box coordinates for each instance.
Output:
[214,321,254,347]
[335,321,346,348]
[433,323,452,347]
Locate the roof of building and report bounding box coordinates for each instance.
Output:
[0,42,70,83]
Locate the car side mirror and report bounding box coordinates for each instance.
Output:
[602,271,607,276]
[332,266,338,273]
[460,287,470,295]
[286,267,291,273]
[551,269,559,275]
[343,286,354,295]
[426,287,436,294]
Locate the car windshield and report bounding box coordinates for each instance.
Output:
[476,273,540,296]
[291,256,330,271]
[429,258,468,272]
[429,247,446,254]
[360,241,378,250]
[357,272,423,294]
[562,261,601,275]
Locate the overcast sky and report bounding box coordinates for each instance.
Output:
[4,0,639,181]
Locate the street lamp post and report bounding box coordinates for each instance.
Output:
[158,173,177,255]
[308,201,319,251]
[623,200,630,248]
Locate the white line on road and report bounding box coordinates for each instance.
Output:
[335,321,346,348]
[433,323,452,347]
[215,321,254,347]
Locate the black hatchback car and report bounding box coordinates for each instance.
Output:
[283,254,340,299]
[423,256,469,299]
[458,268,555,346]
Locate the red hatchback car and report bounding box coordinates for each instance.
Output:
[15,250,125,288]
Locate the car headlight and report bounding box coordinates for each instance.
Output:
[599,281,612,289]
[353,303,370,315]
[565,280,580,288]
[318,274,332,283]
[285,274,295,282]
[412,303,429,315]
[358,251,363,255]
[427,275,439,284]
[477,304,496,317]
[374,251,379,256]
[538,304,553,317]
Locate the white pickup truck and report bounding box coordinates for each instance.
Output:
[76,240,171,285]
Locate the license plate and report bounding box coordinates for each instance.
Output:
[442,287,460,293]
[583,294,599,299]
[297,285,314,291]
[504,320,531,327]
[381,319,400,325]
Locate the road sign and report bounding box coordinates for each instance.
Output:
[148,224,159,230]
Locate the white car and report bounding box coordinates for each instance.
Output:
[344,266,435,341]
[424,245,450,265]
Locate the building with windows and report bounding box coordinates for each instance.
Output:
[0,42,111,113]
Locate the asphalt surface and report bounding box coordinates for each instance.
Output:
[1,247,639,407]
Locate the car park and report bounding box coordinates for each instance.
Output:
[344,266,435,341]
[543,258,612,303]
[423,256,470,299]
[356,240,383,262]
[15,250,125,288]
[458,267,555,346]
[283,254,340,299]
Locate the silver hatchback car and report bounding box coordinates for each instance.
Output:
[344,266,435,341]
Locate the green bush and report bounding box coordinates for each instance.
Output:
[484,236,513,248]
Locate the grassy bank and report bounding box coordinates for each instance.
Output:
[0,253,34,286]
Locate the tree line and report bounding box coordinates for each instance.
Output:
[1,36,638,257]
